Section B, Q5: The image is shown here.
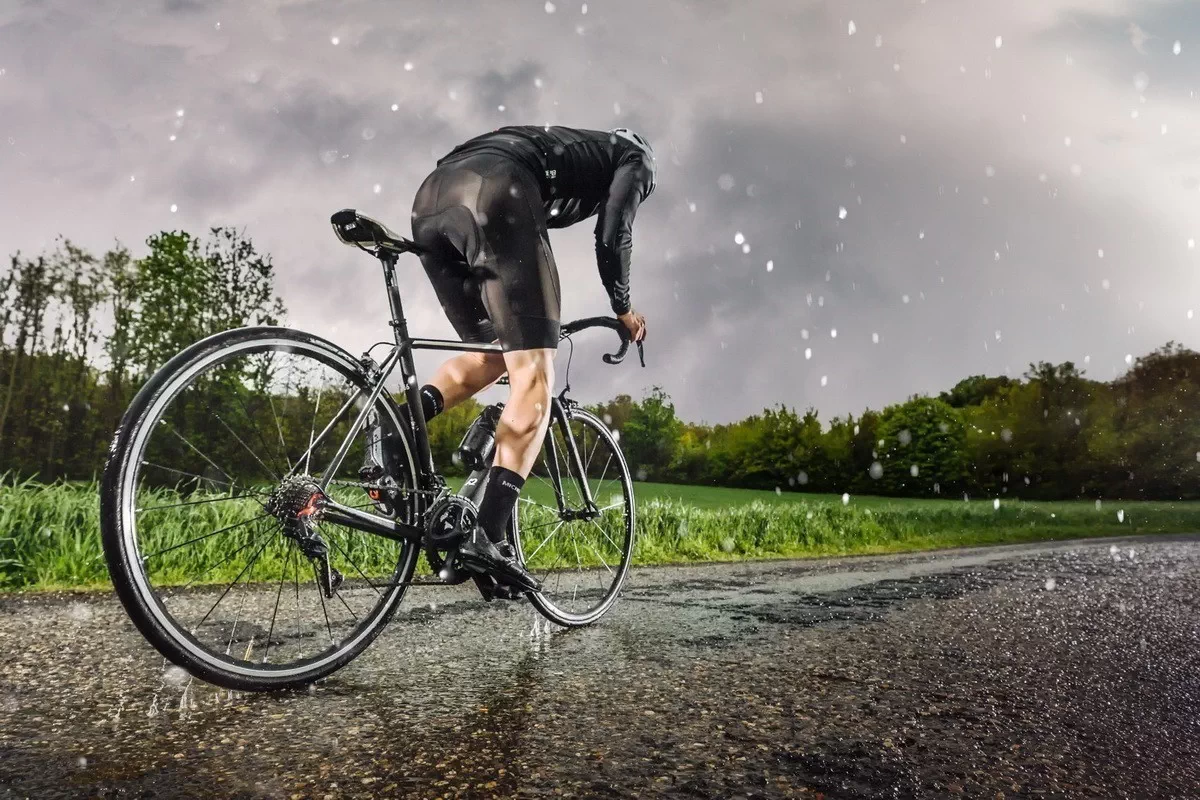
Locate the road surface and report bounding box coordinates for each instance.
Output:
[1,535,1198,798]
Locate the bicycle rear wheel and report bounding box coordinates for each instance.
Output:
[101,327,420,691]
[511,405,635,626]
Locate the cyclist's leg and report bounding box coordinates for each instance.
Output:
[411,172,507,419]
[470,163,561,547]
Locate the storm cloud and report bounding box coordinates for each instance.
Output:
[1,0,1197,423]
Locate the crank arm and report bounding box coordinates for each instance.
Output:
[321,500,423,543]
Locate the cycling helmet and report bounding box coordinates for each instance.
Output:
[610,127,657,197]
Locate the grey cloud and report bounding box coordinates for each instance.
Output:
[2,0,1198,426]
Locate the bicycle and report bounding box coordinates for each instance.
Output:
[100,209,644,692]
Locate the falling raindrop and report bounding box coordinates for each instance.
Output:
[869,462,883,479]
[544,1,556,11]
[404,62,414,71]
[872,332,880,344]
[170,204,178,213]
[1174,40,1182,55]
[910,464,919,477]
[848,20,857,35]
[993,498,1001,510]
[842,493,850,505]
[766,260,774,272]
[838,206,848,220]
[1044,577,1057,591]
[1117,509,1125,523]
[804,348,812,360]
[995,35,1003,48]
[820,375,828,387]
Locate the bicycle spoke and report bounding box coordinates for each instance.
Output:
[326,530,384,596]
[587,518,624,556]
[233,388,290,477]
[140,462,264,496]
[303,384,326,475]
[211,407,280,481]
[181,530,267,591]
[140,513,270,561]
[334,589,359,623]
[289,387,365,478]
[312,563,336,647]
[262,546,292,664]
[526,521,565,563]
[164,423,234,485]
[137,493,261,513]
[580,528,617,575]
[266,392,293,473]
[194,533,273,632]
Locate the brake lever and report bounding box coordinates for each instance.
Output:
[636,340,645,368]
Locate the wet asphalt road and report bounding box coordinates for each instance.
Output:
[1,535,1198,799]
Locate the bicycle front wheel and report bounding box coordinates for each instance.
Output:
[101,327,421,691]
[512,406,635,626]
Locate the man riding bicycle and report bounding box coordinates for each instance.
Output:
[407,125,656,593]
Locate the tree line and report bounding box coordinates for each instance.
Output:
[2,231,1197,500]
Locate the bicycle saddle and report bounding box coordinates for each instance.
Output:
[330,209,423,255]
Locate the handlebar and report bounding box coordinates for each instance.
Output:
[560,317,646,368]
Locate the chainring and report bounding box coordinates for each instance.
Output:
[423,495,478,580]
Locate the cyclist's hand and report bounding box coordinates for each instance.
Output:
[618,309,647,342]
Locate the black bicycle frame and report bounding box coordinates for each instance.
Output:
[317,247,628,545]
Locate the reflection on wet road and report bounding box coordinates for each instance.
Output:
[2,535,1198,798]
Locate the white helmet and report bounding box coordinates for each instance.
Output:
[610,128,657,196]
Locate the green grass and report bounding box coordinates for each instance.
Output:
[2,475,1197,591]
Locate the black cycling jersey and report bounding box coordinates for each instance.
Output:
[438,125,656,315]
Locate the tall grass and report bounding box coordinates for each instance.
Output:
[1,476,1197,590]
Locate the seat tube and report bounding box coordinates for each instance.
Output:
[382,256,435,474]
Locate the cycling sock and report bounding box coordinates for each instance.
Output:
[478,466,525,543]
[420,384,444,421]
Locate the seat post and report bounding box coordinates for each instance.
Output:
[380,254,410,345]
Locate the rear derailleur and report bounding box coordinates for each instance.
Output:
[264,476,343,599]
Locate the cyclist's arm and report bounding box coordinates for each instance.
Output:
[594,157,654,316]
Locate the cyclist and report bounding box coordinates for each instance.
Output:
[407,125,656,592]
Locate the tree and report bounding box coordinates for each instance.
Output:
[622,387,683,481]
[128,228,284,376]
[874,397,967,496]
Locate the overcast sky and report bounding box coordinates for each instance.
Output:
[2,0,1198,424]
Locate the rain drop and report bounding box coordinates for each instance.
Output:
[869,462,883,479]
[1044,577,1057,591]
[330,35,340,45]
[993,498,1000,510]
[544,1,556,12]
[1174,40,1182,55]
[804,348,812,360]
[820,375,828,387]
[170,204,178,213]
[1117,509,1125,523]
[838,206,848,220]
[766,260,774,272]
[910,464,919,477]
[995,35,1003,48]
[871,332,879,344]
[404,62,414,71]
[842,492,850,505]
[848,20,857,35]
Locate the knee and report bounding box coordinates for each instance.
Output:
[505,357,555,427]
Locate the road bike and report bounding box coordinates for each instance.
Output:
[100,209,642,691]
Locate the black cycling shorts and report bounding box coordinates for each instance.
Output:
[410,153,561,352]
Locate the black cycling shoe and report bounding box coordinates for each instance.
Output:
[457,527,541,593]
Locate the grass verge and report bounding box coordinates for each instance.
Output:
[1,476,1195,591]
